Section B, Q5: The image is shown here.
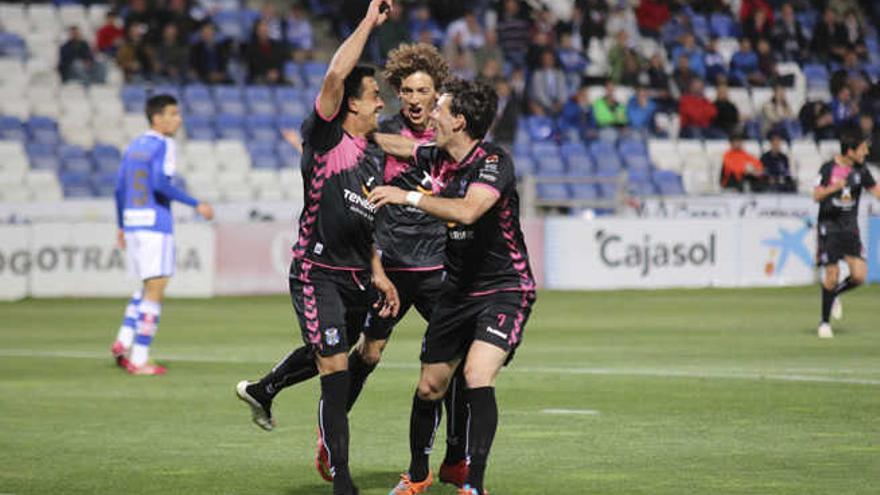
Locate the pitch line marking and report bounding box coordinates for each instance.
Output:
[542,409,600,416]
[1,349,879,386]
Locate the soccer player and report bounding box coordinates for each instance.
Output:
[370,79,537,495]
[235,2,398,494]
[110,94,214,375]
[814,126,879,338]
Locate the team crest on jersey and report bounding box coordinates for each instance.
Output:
[485,154,499,165]
[458,180,469,196]
[324,327,340,346]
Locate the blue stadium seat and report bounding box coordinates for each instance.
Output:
[653,170,684,196]
[530,141,561,160]
[570,183,598,200]
[590,141,623,174]
[560,141,588,159]
[512,154,535,177]
[709,13,736,38]
[566,155,594,176]
[537,183,569,201]
[514,124,530,145]
[803,64,830,90]
[0,116,26,141]
[121,85,147,112]
[624,154,653,175]
[278,114,305,132]
[302,61,329,88]
[628,179,657,197]
[183,84,215,116]
[249,141,280,169]
[276,140,303,169]
[278,96,309,118]
[535,156,566,176]
[59,171,93,198]
[27,116,60,145]
[213,85,246,115]
[245,85,276,115]
[26,143,60,171]
[59,145,93,173]
[92,145,121,173]
[618,136,647,158]
[597,182,618,199]
[151,84,180,100]
[186,115,216,140]
[526,116,555,142]
[0,33,27,59]
[690,14,711,43]
[216,113,246,140]
[90,172,118,197]
[214,10,245,40]
[246,114,278,142]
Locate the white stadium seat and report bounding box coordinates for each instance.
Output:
[215,140,252,171]
[648,139,682,173]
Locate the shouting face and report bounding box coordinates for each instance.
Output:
[398,71,437,130]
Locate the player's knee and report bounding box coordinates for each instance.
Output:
[416,378,447,401]
[850,272,866,286]
[463,364,493,389]
[357,339,385,365]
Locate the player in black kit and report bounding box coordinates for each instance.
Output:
[813,126,879,338]
[234,3,398,494]
[371,79,537,495]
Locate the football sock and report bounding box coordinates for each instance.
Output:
[115,290,142,349]
[409,393,442,482]
[318,371,355,494]
[443,366,468,465]
[821,286,834,323]
[464,387,497,495]
[834,276,860,296]
[130,299,161,367]
[345,350,377,412]
[256,346,318,401]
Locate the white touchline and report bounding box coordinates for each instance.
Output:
[542,409,600,416]
[1,349,879,386]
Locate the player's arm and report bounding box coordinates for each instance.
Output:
[370,184,499,226]
[812,175,845,202]
[316,0,390,120]
[150,144,215,219]
[114,167,126,249]
[373,132,418,159]
[370,246,399,318]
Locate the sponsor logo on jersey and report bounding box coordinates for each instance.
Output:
[344,188,378,214]
[485,326,508,339]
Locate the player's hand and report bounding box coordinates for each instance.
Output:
[116,229,126,250]
[196,202,215,220]
[830,177,847,191]
[365,0,392,27]
[281,129,303,154]
[368,186,407,208]
[372,273,399,318]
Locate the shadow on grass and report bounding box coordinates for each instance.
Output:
[284,469,401,494]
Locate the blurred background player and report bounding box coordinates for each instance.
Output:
[234,2,398,494]
[111,94,215,375]
[813,126,879,338]
[371,79,537,495]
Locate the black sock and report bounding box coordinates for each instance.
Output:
[834,276,860,297]
[464,387,497,494]
[319,371,355,494]
[346,351,377,412]
[408,393,442,483]
[442,366,468,465]
[821,286,835,324]
[256,346,318,401]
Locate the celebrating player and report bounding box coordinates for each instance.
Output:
[235,2,398,494]
[814,126,879,338]
[110,94,215,376]
[370,79,537,495]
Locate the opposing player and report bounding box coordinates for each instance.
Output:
[235,2,398,494]
[370,79,537,495]
[110,94,214,375]
[814,126,879,338]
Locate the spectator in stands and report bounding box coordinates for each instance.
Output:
[592,80,627,128]
[605,2,639,45]
[59,26,105,84]
[474,29,503,70]
[410,3,443,47]
[761,83,796,137]
[635,0,670,38]
[626,85,656,135]
[117,23,155,83]
[772,3,808,63]
[679,79,723,139]
[559,84,594,138]
[124,0,160,44]
[155,23,189,83]
[760,131,796,192]
[496,0,531,68]
[608,30,641,85]
[831,86,859,126]
[448,46,476,80]
[730,38,765,86]
[489,79,519,148]
[830,0,866,24]
[96,11,124,55]
[189,23,232,84]
[557,32,588,91]
[257,4,284,42]
[755,38,777,84]
[704,37,728,86]
[477,57,503,85]
[721,132,766,192]
[810,8,846,62]
[841,9,868,59]
[526,31,554,71]
[556,4,585,51]
[661,10,692,48]
[673,54,697,96]
[529,49,567,116]
[713,82,741,136]
[671,33,706,79]
[445,10,485,52]
[533,6,557,41]
[579,0,609,46]
[158,0,200,43]
[739,0,773,24]
[743,7,771,46]
[859,113,880,166]
[799,100,836,140]
[244,19,287,84]
[286,2,315,61]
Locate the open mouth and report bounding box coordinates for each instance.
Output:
[407,106,424,120]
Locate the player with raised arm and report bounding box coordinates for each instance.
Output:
[234,2,398,493]
[814,126,879,338]
[370,79,537,495]
[110,94,214,376]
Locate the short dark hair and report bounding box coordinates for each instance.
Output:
[145,94,178,124]
[442,78,498,140]
[340,65,376,119]
[839,124,867,154]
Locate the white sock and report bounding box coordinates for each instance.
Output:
[130,300,161,367]
[115,290,142,349]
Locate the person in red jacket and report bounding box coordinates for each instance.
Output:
[740,0,774,24]
[95,11,124,55]
[721,132,766,192]
[635,0,670,37]
[679,79,726,139]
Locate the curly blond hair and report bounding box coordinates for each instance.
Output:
[382,42,450,91]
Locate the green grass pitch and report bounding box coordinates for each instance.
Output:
[1,287,878,494]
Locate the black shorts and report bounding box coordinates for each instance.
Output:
[289,259,371,357]
[363,269,445,341]
[421,288,536,364]
[817,225,863,266]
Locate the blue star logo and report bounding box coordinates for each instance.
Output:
[762,221,813,275]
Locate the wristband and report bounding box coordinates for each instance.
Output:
[405,191,423,207]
